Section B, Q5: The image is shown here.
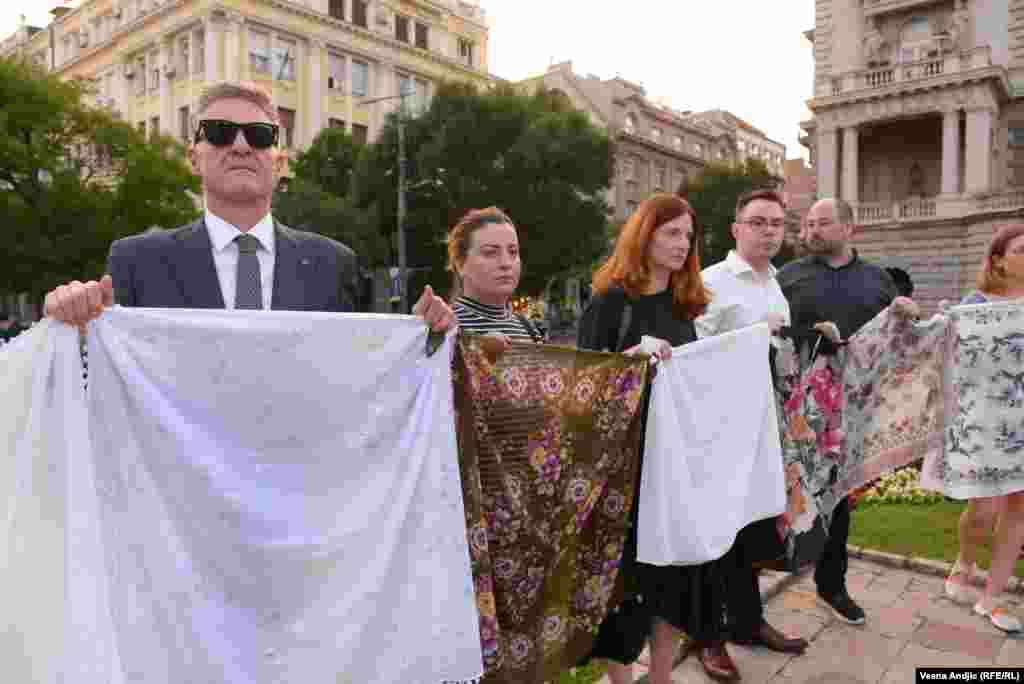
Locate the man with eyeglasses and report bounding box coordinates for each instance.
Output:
[695,189,810,676]
[777,197,916,628]
[43,81,454,331]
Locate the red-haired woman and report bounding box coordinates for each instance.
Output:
[943,223,1024,633]
[576,194,737,683]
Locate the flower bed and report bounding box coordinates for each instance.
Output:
[853,463,946,506]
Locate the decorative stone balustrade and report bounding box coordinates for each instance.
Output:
[820,47,993,98]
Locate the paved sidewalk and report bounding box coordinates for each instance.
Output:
[613,558,1024,683]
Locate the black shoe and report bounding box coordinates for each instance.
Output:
[819,591,865,625]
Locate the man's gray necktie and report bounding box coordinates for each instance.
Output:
[234,234,263,310]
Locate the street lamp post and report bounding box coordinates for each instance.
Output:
[361,91,413,312]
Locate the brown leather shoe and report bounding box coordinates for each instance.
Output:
[735,620,808,654]
[697,641,741,681]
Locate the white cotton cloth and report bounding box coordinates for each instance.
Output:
[637,323,785,566]
[0,308,483,684]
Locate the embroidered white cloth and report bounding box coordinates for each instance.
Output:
[0,308,483,684]
[638,323,786,565]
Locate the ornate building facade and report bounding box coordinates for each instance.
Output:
[1,0,491,150]
[517,61,740,222]
[801,0,1024,310]
[687,109,787,178]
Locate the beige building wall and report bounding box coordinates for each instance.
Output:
[803,0,1023,312]
[2,0,491,151]
[517,62,735,222]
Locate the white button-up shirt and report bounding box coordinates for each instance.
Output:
[695,250,790,338]
[205,210,276,310]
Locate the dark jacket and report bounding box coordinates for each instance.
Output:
[107,217,361,312]
[777,251,898,356]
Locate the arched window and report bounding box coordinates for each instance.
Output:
[624,113,636,135]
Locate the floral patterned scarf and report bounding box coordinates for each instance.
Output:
[453,334,648,684]
[776,309,950,569]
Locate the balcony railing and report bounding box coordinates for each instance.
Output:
[819,47,993,99]
[855,191,1024,225]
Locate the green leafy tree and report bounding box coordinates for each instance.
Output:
[272,127,389,266]
[354,82,614,297]
[680,158,788,269]
[0,57,199,298]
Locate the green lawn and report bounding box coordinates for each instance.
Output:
[850,501,1024,577]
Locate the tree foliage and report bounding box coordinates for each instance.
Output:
[680,158,795,269]
[354,82,614,297]
[0,57,199,296]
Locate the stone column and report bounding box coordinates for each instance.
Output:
[816,127,839,199]
[225,12,243,82]
[204,15,219,83]
[841,125,859,203]
[964,108,993,194]
[941,109,961,195]
[309,39,324,144]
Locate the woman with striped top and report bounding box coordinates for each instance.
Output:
[446,207,544,343]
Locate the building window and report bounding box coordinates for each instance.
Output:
[458,38,474,66]
[624,201,637,218]
[352,0,368,28]
[328,52,346,91]
[135,56,146,94]
[149,51,159,91]
[651,127,662,144]
[179,105,190,142]
[415,22,429,50]
[329,118,346,129]
[178,35,189,75]
[1009,128,1024,147]
[278,107,296,148]
[249,30,270,75]
[351,123,368,145]
[138,120,146,135]
[654,162,666,190]
[351,59,369,96]
[673,135,682,150]
[395,15,410,43]
[694,143,703,157]
[677,167,689,191]
[194,30,205,73]
[397,72,413,97]
[273,38,296,81]
[150,116,160,139]
[329,0,344,20]
[624,114,636,135]
[415,77,429,111]
[621,157,635,180]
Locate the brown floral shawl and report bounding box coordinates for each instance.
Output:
[453,334,648,684]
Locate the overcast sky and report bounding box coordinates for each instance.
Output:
[1,1,816,159]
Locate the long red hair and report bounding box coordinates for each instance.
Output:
[978,223,1024,294]
[592,193,711,320]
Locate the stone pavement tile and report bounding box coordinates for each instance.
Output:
[853,598,923,639]
[768,587,836,622]
[849,559,886,575]
[916,595,1006,634]
[845,572,877,596]
[879,643,991,684]
[912,620,1006,660]
[908,574,948,595]
[901,589,944,616]
[779,624,906,684]
[996,638,1024,667]
[764,607,830,643]
[866,569,917,594]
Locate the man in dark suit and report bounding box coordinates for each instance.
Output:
[44,81,453,332]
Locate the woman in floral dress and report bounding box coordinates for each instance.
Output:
[576,194,737,683]
[943,223,1024,632]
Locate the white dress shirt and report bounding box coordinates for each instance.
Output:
[205,210,276,310]
[695,250,790,338]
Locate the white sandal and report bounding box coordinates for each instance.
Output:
[944,559,977,604]
[974,602,1023,633]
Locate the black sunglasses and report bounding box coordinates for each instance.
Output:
[194,119,280,149]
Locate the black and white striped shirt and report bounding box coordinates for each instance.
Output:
[453,296,540,342]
